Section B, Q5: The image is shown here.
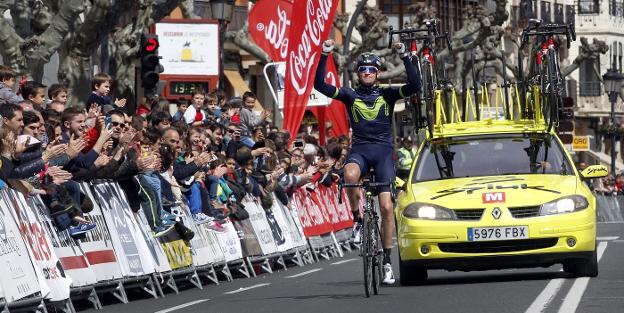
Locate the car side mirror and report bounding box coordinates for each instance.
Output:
[580,165,608,180]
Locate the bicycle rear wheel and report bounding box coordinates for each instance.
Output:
[361,209,372,297]
[421,62,435,137]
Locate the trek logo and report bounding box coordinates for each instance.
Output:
[482,192,506,203]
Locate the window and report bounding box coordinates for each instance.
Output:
[541,1,552,23]
[578,0,600,14]
[579,53,601,97]
[378,0,410,15]
[610,0,624,16]
[412,135,574,183]
[619,42,623,72]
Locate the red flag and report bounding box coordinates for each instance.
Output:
[283,0,339,145]
[248,0,293,62]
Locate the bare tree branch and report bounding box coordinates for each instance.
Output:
[30,0,85,63]
[561,37,609,77]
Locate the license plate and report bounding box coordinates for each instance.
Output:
[468,226,528,241]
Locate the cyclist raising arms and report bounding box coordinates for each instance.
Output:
[314,40,420,284]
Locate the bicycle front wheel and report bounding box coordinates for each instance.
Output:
[371,218,383,295]
[361,210,372,297]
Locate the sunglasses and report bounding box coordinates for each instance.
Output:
[111,122,126,128]
[358,66,378,74]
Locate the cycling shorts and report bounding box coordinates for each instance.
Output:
[346,144,395,193]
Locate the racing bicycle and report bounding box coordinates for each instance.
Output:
[342,175,391,297]
[389,19,452,138]
[520,18,576,132]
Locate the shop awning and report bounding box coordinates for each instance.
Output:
[224,69,262,111]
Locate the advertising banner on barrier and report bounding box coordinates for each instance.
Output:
[319,184,353,231]
[292,189,333,237]
[78,183,123,281]
[8,191,73,301]
[0,193,42,303]
[27,195,98,287]
[93,182,153,277]
[133,212,173,273]
[232,218,263,257]
[269,197,294,252]
[242,197,278,256]
[215,221,244,262]
[176,203,225,266]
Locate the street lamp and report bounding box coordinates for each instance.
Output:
[210,0,234,90]
[602,66,624,175]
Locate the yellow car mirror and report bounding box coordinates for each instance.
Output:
[580,165,608,180]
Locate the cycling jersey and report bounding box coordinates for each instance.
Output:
[314,54,420,147]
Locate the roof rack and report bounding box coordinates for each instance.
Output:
[429,83,549,139]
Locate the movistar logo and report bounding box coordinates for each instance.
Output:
[352,97,389,122]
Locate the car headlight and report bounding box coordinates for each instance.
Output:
[403,203,457,220]
[539,195,589,216]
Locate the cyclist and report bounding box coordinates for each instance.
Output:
[314,39,421,284]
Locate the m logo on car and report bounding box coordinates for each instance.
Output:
[483,192,505,203]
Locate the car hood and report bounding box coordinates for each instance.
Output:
[409,174,579,208]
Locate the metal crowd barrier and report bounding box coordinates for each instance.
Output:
[0,179,354,312]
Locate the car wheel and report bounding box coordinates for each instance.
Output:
[399,257,428,286]
[563,249,598,278]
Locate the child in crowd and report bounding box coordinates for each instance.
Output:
[0,65,21,106]
[183,89,207,127]
[87,72,127,109]
[48,83,68,104]
[239,91,270,148]
[20,81,47,111]
[172,99,189,122]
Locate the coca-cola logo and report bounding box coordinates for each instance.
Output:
[261,5,290,60]
[288,0,333,95]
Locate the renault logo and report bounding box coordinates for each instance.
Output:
[492,207,502,219]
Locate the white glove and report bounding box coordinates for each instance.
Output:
[394,42,406,56]
[322,40,334,54]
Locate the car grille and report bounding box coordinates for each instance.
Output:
[452,209,485,220]
[509,206,541,218]
[438,238,558,253]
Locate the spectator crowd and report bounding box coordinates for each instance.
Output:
[0,65,350,238]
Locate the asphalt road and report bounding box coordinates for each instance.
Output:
[79,223,624,313]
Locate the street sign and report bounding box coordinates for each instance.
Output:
[572,136,590,151]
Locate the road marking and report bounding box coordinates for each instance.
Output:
[613,239,624,243]
[597,236,619,241]
[224,283,270,295]
[556,241,608,313]
[286,268,323,278]
[331,258,357,265]
[154,299,209,313]
[525,278,566,313]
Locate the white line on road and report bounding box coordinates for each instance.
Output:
[597,236,619,241]
[557,241,608,313]
[224,283,271,295]
[286,268,323,278]
[525,278,566,313]
[154,299,209,313]
[331,258,358,265]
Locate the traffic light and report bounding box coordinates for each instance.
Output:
[139,33,163,95]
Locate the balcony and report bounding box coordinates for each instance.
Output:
[193,1,248,31]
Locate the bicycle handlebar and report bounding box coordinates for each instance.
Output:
[388,25,452,51]
[342,181,393,188]
[521,22,576,48]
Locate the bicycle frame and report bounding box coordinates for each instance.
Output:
[388,19,452,138]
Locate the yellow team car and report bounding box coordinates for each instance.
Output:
[395,120,608,285]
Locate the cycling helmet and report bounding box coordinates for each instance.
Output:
[356,53,382,69]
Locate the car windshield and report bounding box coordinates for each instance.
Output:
[412,134,574,183]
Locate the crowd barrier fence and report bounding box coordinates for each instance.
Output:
[595,194,624,222]
[0,179,354,312]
